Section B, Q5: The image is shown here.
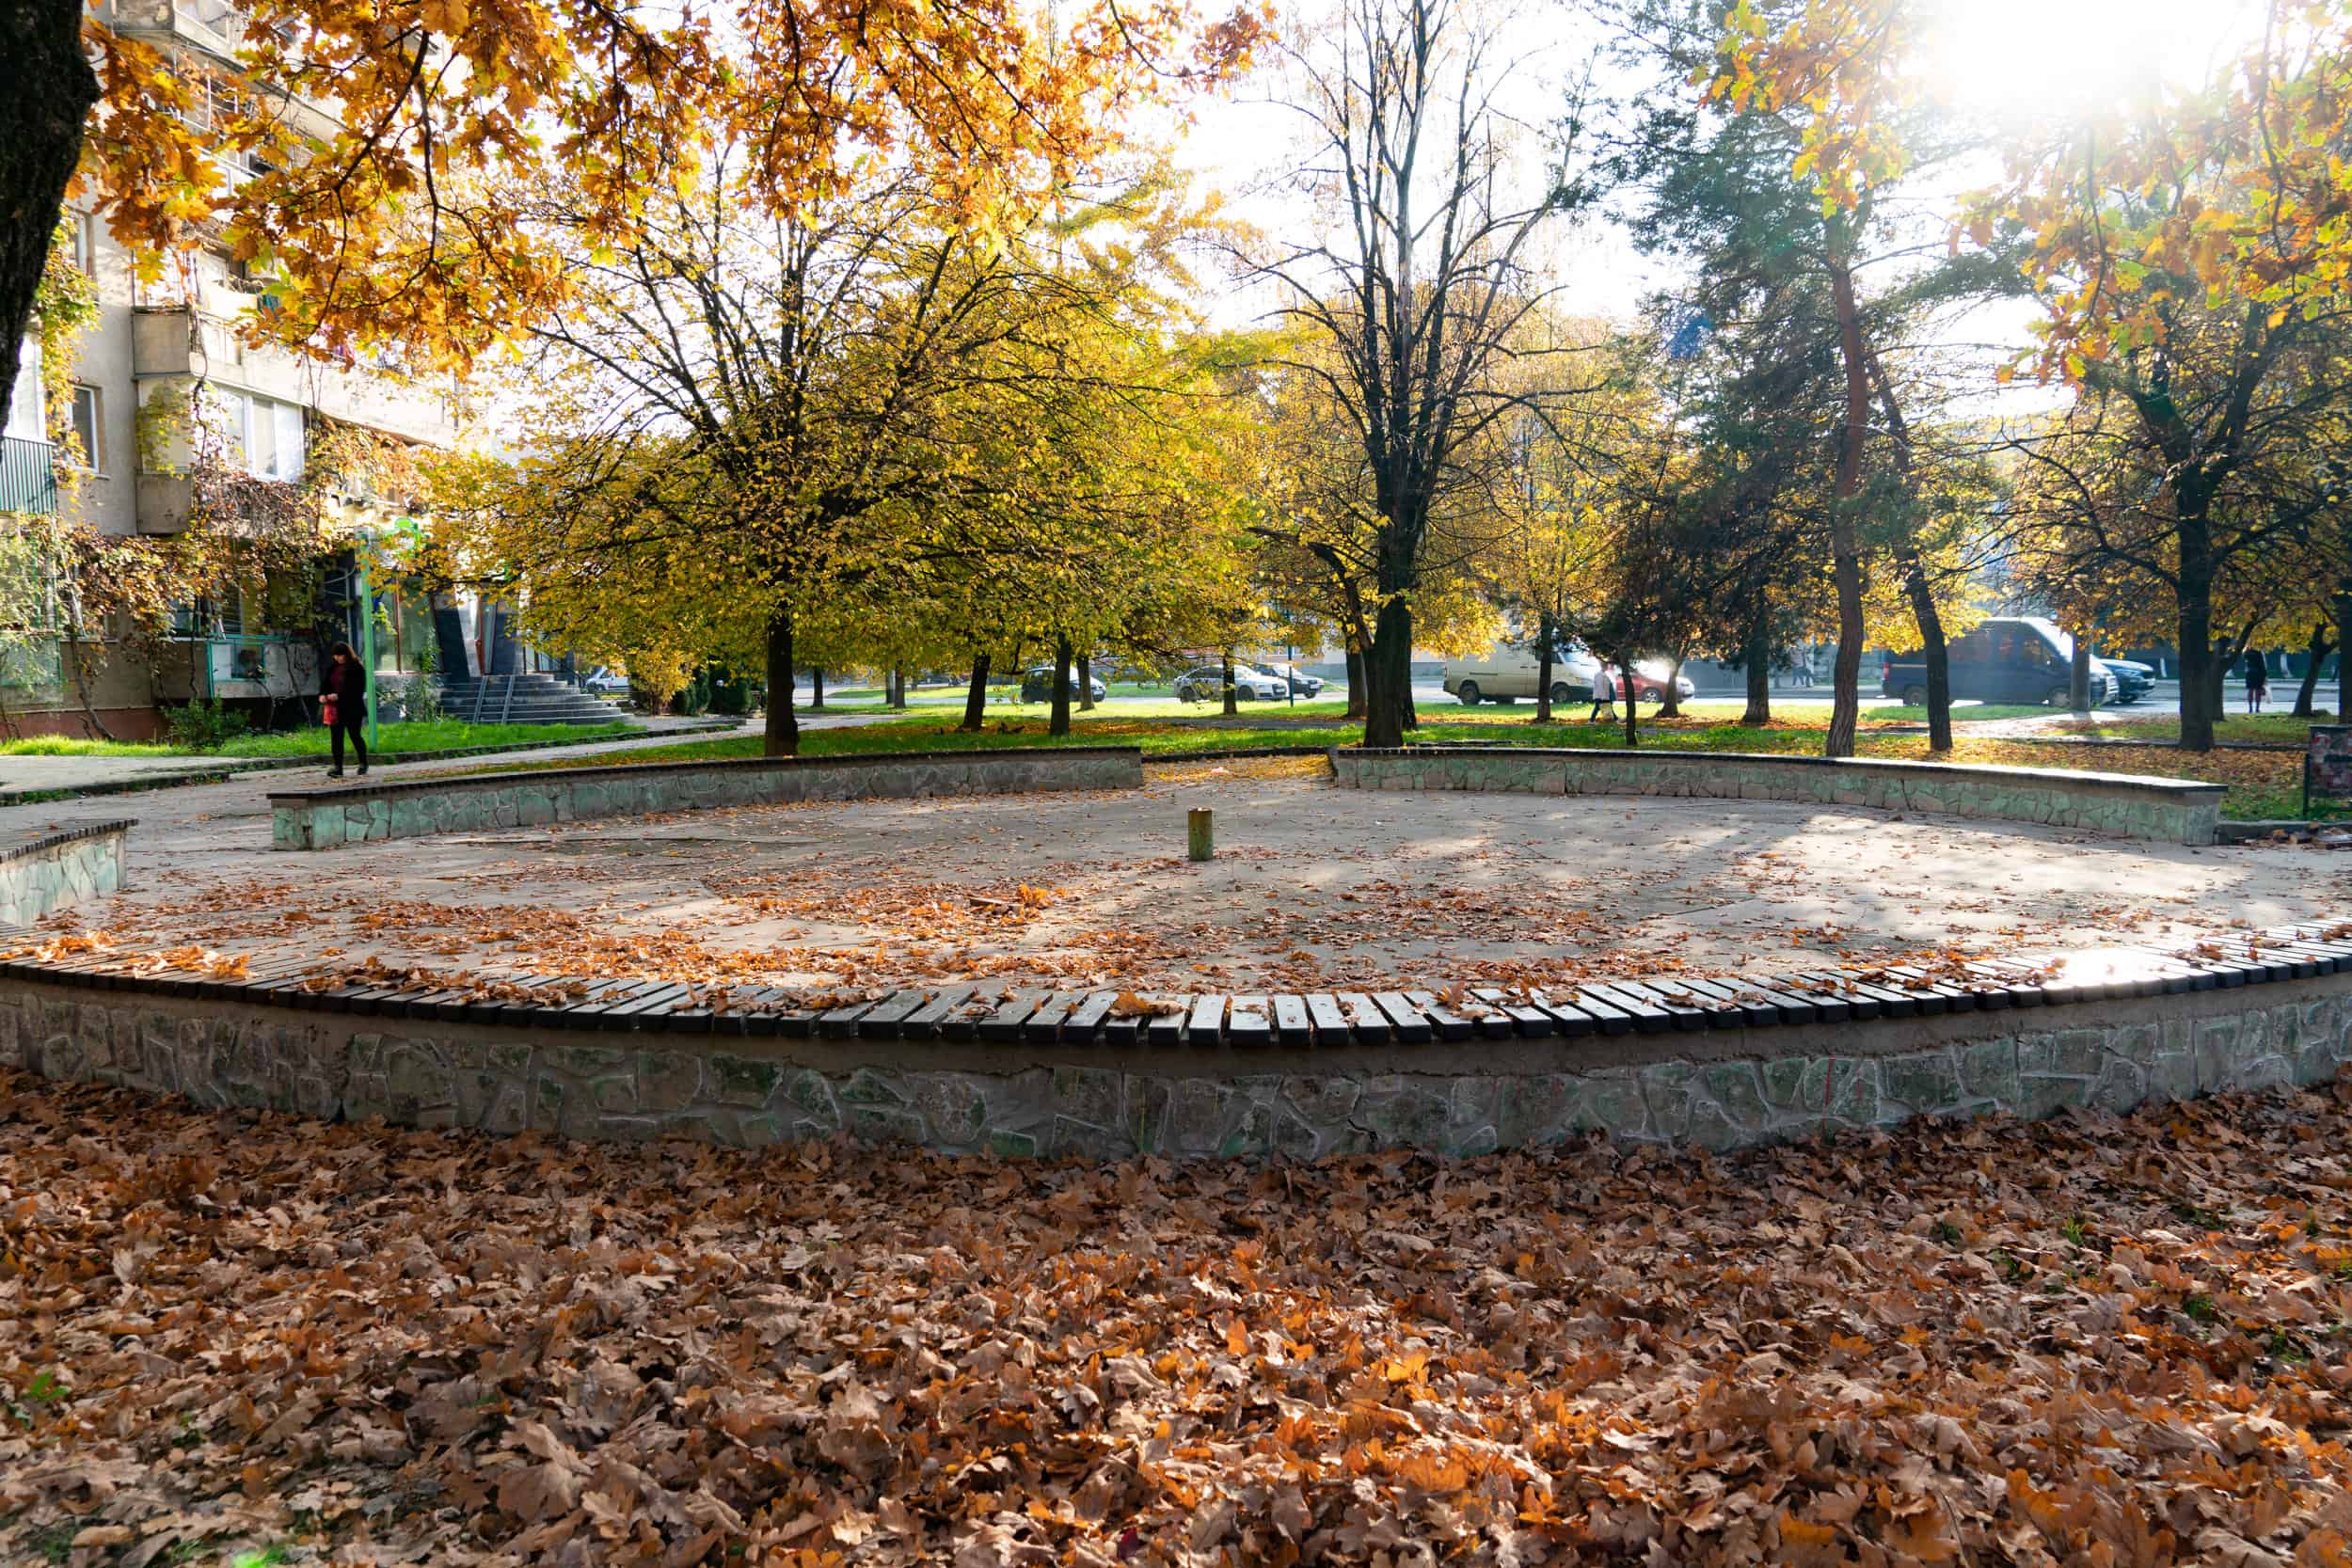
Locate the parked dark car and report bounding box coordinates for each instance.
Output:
[2097,657,2154,703]
[1020,666,1107,704]
[1881,617,2109,707]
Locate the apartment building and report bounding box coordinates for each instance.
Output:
[0,0,467,738]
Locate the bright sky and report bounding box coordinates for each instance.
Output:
[1169,0,2275,350]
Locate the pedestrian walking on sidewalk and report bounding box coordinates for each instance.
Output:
[2244,650,2270,713]
[321,641,369,778]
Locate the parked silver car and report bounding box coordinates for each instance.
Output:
[1175,664,1288,702]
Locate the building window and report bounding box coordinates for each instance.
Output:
[69,213,94,276]
[207,388,303,481]
[68,386,102,471]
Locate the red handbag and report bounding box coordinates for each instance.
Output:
[322,694,340,727]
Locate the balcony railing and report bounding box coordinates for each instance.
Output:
[0,436,57,516]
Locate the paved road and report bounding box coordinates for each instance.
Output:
[789,679,2239,719]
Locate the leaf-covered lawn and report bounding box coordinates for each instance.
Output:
[2048,713,2336,747]
[218,719,643,758]
[6,1069,2352,1565]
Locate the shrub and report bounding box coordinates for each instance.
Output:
[375,672,446,724]
[163,699,250,752]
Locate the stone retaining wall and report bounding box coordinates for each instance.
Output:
[5,968,2344,1157]
[1334,746,2226,845]
[269,748,1146,849]
[0,822,130,927]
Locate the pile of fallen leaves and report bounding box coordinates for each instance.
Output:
[7,1073,2352,1565]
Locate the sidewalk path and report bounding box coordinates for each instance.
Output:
[0,712,789,804]
[0,709,904,822]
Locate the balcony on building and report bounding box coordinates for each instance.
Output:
[132,276,458,534]
[0,437,57,516]
[3,337,57,516]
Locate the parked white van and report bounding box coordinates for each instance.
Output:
[1441,639,1606,705]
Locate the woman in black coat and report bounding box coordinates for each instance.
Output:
[320,641,369,777]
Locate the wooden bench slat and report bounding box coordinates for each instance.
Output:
[1788,973,1880,1022]
[1271,993,1314,1045]
[1581,981,1677,1034]
[1470,987,1555,1037]
[604,981,693,1026]
[1404,990,1475,1042]
[1021,991,1089,1043]
[1611,980,1709,1032]
[1336,992,1392,1043]
[1304,992,1351,1039]
[977,990,1045,1043]
[1187,994,1229,1044]
[900,986,974,1039]
[1063,990,1119,1044]
[1227,995,1273,1048]
[1683,977,1772,1027]
[852,989,933,1038]
[1520,989,1597,1037]
[1565,987,1634,1036]
[1146,995,1192,1048]
[1370,992,1433,1045]
[1647,977,1752,1028]
[1763,975,1851,1024]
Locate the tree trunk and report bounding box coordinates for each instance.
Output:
[0,0,98,420]
[2176,562,2216,752]
[1658,656,1684,719]
[1533,617,1555,724]
[1361,597,1415,747]
[2069,635,2092,713]
[1050,635,1074,736]
[2294,621,2333,718]
[890,667,907,709]
[1824,250,1870,759]
[1076,654,1096,711]
[761,610,798,756]
[63,629,117,742]
[961,652,990,732]
[1220,650,1237,718]
[1620,659,1639,747]
[1864,344,1949,752]
[1344,642,1366,721]
[1741,601,1772,726]
[807,667,825,710]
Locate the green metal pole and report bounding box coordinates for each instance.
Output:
[357,550,378,750]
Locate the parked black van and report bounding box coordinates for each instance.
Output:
[1881,617,2109,708]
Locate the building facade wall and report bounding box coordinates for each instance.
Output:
[6,19,465,740]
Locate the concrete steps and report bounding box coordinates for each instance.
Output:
[437,673,627,727]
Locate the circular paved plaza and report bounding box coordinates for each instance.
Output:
[16,755,2341,995]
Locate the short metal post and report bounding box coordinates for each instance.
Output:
[1187,808,1214,862]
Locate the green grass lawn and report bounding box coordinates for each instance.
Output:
[222,718,640,757]
[0,735,181,757]
[0,718,640,760]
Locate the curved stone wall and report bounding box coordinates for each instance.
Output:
[1333,745,2227,845]
[269,747,1146,849]
[4,927,2347,1156]
[0,821,131,927]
